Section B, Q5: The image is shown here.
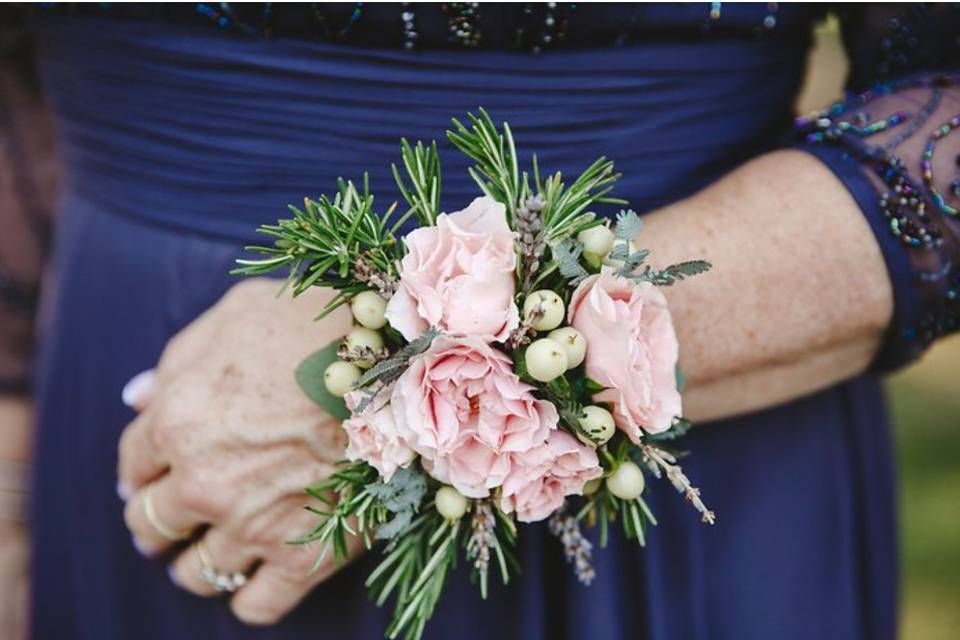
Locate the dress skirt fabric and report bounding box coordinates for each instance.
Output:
[30,15,898,640]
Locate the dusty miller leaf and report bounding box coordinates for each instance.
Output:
[613,209,643,243]
[554,240,590,284]
[366,467,428,540]
[614,248,651,278]
[356,326,441,388]
[640,260,712,286]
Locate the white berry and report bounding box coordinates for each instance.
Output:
[435,486,468,520]
[344,327,384,369]
[578,224,615,258]
[525,338,568,382]
[547,327,586,369]
[350,291,387,329]
[523,290,565,331]
[578,405,616,445]
[606,461,645,500]
[323,361,361,398]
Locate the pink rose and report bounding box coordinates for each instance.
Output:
[384,196,519,342]
[499,430,602,523]
[342,390,415,481]
[568,273,681,441]
[392,335,557,497]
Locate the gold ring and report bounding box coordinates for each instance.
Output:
[143,483,191,541]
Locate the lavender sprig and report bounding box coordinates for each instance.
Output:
[548,510,596,585]
[515,194,547,297]
[640,444,716,525]
[352,256,398,297]
[466,501,497,596]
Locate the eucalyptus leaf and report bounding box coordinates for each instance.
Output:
[295,340,350,421]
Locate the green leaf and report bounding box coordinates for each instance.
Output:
[295,341,350,421]
[644,417,692,442]
[584,377,607,394]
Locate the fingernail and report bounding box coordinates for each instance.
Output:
[122,369,156,408]
[117,481,132,502]
[132,535,154,557]
[166,564,180,586]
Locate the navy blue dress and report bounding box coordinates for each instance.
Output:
[26,4,960,639]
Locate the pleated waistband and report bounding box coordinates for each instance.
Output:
[37,15,808,241]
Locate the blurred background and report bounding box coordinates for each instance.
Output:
[798,16,960,640]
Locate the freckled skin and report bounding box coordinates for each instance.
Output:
[118,279,360,625]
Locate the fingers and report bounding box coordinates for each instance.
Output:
[169,528,260,598]
[125,475,203,556]
[230,528,365,626]
[229,557,329,626]
[117,411,168,498]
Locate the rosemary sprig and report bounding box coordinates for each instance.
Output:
[293,461,384,567]
[392,138,442,227]
[447,108,523,222]
[366,511,462,640]
[233,177,405,317]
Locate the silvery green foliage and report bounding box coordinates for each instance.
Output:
[554,240,590,285]
[638,260,712,286]
[366,467,428,540]
[611,245,651,279]
[613,209,643,243]
[355,327,442,412]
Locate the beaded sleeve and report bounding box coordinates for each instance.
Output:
[792,5,960,371]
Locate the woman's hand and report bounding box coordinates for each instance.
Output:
[117,278,358,625]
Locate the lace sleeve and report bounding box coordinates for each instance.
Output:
[792,4,960,371]
[0,10,59,394]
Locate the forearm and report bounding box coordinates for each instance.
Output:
[639,150,893,422]
[0,395,31,463]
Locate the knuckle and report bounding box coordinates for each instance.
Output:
[284,548,320,576]
[176,474,228,519]
[149,401,192,452]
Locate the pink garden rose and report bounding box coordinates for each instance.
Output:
[568,273,681,441]
[384,196,519,342]
[391,335,557,497]
[499,430,602,523]
[342,390,415,481]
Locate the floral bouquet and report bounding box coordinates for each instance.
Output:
[235,109,714,640]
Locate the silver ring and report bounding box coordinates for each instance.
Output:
[143,484,191,541]
[197,539,247,593]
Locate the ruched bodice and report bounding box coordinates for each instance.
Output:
[37,14,811,241]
